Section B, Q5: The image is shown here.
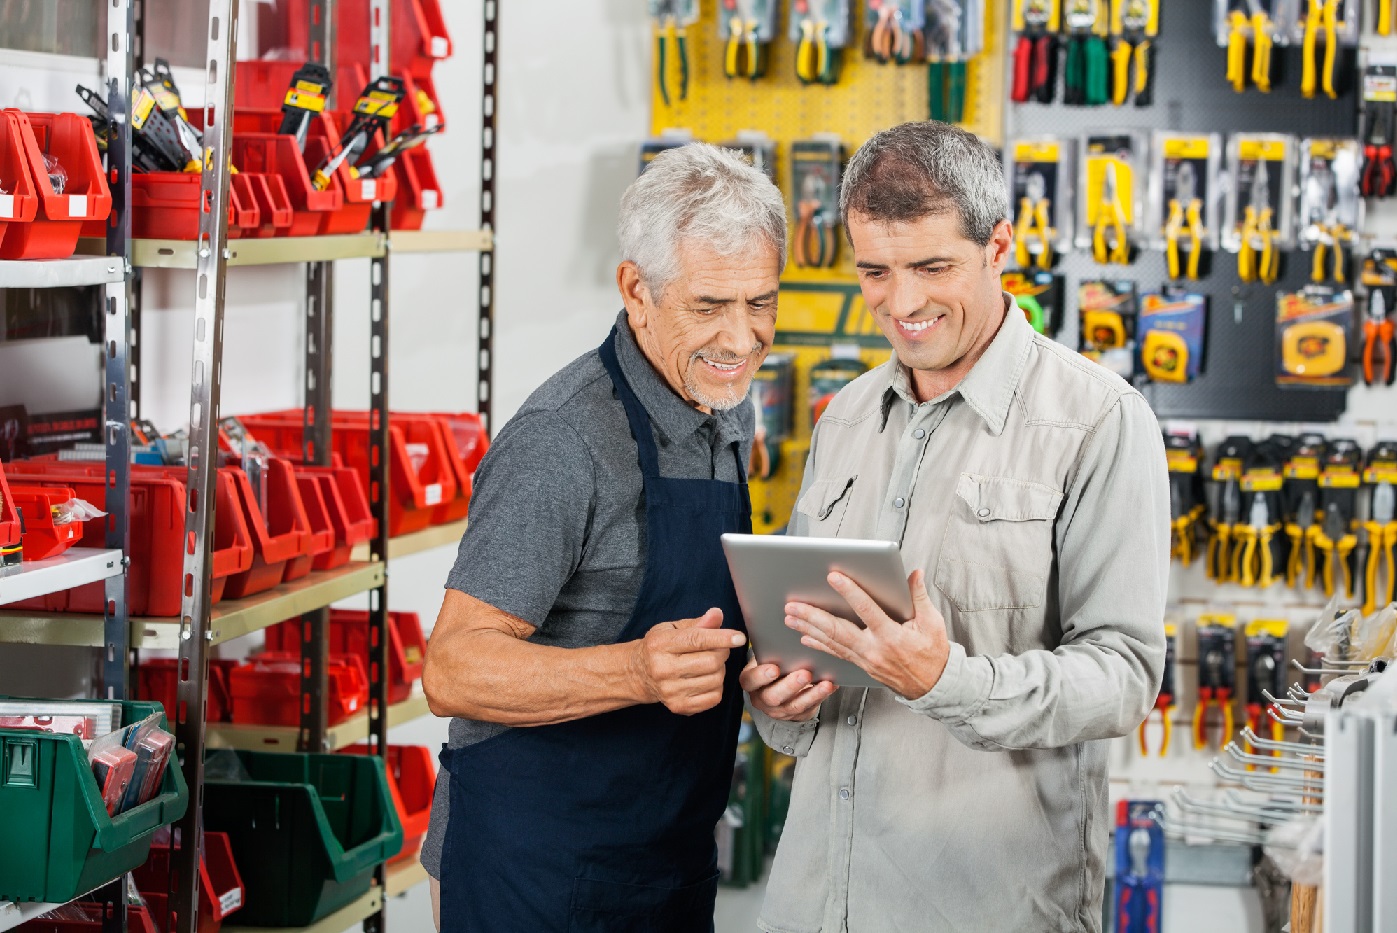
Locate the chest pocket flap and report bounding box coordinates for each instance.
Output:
[955,473,1063,523]
[794,475,857,536]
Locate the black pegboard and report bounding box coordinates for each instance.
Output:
[1008,0,1359,422]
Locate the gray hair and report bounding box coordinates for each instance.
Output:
[840,122,1009,246]
[618,143,788,299]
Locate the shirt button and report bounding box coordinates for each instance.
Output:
[894,497,906,508]
[977,507,991,518]
[782,745,795,755]
[846,715,857,726]
[913,429,926,439]
[839,787,852,801]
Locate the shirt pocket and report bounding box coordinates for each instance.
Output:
[792,475,857,538]
[934,472,1063,612]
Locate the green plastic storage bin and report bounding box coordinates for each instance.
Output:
[0,698,189,903]
[202,749,402,927]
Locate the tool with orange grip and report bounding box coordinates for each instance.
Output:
[1363,290,1395,387]
[1193,614,1237,750]
[1138,623,1177,756]
[1244,620,1288,769]
[1362,443,1397,616]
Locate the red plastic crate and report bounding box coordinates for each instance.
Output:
[229,651,368,726]
[254,0,450,82]
[0,463,254,616]
[341,744,435,864]
[293,473,338,572]
[0,110,111,259]
[294,464,374,569]
[238,410,456,537]
[222,458,312,600]
[5,483,83,561]
[137,657,238,724]
[16,904,159,933]
[131,171,259,241]
[0,111,40,249]
[229,133,340,236]
[0,460,21,565]
[429,411,489,474]
[266,608,425,705]
[134,830,245,933]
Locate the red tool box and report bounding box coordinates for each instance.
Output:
[229,652,369,727]
[0,463,253,616]
[266,609,425,704]
[0,111,40,250]
[0,111,112,259]
[133,830,245,933]
[15,903,159,933]
[0,460,21,567]
[221,458,315,599]
[4,483,84,561]
[131,171,260,241]
[138,657,239,725]
[238,410,458,537]
[341,744,435,864]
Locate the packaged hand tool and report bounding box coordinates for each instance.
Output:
[791,138,844,269]
[140,59,204,170]
[652,0,700,104]
[277,62,333,151]
[1274,287,1354,387]
[1233,446,1286,588]
[1295,0,1356,99]
[1137,290,1206,383]
[751,354,795,479]
[1011,0,1061,103]
[809,355,870,426]
[1080,133,1145,265]
[1226,134,1295,284]
[1078,279,1137,377]
[1314,440,1361,598]
[130,83,200,173]
[354,122,444,181]
[1062,0,1111,105]
[1361,59,1397,199]
[1362,287,1395,386]
[1361,443,1397,615]
[1139,623,1177,755]
[722,0,778,79]
[1150,134,1221,281]
[792,0,852,86]
[1243,619,1288,767]
[1114,801,1164,933]
[1297,139,1360,285]
[1164,432,1205,565]
[91,744,137,816]
[925,0,981,122]
[311,76,405,192]
[1003,270,1063,334]
[1109,0,1159,106]
[1207,437,1251,582]
[1008,137,1075,270]
[1217,0,1278,92]
[1283,434,1326,589]
[865,0,925,63]
[1193,612,1238,749]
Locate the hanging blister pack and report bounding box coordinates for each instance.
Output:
[791,137,844,269]
[1275,286,1355,387]
[1149,133,1222,280]
[792,0,853,85]
[926,0,979,122]
[311,76,406,192]
[1007,136,1076,269]
[277,62,333,151]
[1108,0,1160,106]
[1291,0,1357,99]
[651,0,701,105]
[1062,0,1111,106]
[1297,138,1361,285]
[1224,134,1297,288]
[1011,0,1062,103]
[720,0,780,79]
[1079,131,1147,264]
[865,0,926,63]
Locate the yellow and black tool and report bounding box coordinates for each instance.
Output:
[1365,479,1397,614]
[1092,160,1130,264]
[1314,500,1357,598]
[1312,226,1349,284]
[1083,309,1127,349]
[1139,622,1177,756]
[1142,330,1189,383]
[1166,436,1204,565]
[655,0,692,106]
[723,0,768,80]
[1282,320,1348,378]
[795,0,840,85]
[1286,489,1320,588]
[1239,159,1279,285]
[1379,0,1393,35]
[1015,173,1054,270]
[1232,494,1282,588]
[1110,0,1154,106]
[1228,0,1274,91]
[1244,619,1288,768]
[1165,161,1204,280]
[1208,477,1243,582]
[1194,614,1238,750]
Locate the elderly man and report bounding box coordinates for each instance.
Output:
[742,122,1169,933]
[420,143,785,933]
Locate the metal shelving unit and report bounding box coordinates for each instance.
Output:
[351,517,467,561]
[207,689,430,752]
[0,548,123,605]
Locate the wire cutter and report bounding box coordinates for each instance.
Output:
[1233,494,1281,588]
[655,0,690,107]
[1092,161,1130,265]
[1238,160,1279,285]
[1314,501,1357,598]
[1064,0,1110,106]
[1012,0,1057,103]
[1364,290,1395,386]
[1169,484,1197,565]
[1362,105,1396,198]
[1207,479,1241,582]
[1193,643,1235,751]
[1365,481,1397,614]
[1165,162,1204,281]
[1139,624,1177,756]
[1111,0,1154,106]
[795,0,838,85]
[723,0,767,80]
[1247,0,1274,91]
[1015,173,1054,270]
[1243,629,1287,768]
[1286,489,1319,588]
[794,175,835,269]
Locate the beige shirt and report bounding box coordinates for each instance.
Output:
[753,297,1170,933]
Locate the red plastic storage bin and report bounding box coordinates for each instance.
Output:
[138,657,238,725]
[5,483,83,561]
[133,830,245,933]
[341,744,435,864]
[229,133,340,236]
[131,171,259,241]
[15,903,159,933]
[429,412,489,475]
[238,410,456,537]
[0,110,111,259]
[266,609,425,705]
[241,172,294,237]
[229,651,368,727]
[0,111,40,249]
[0,460,21,567]
[293,473,338,572]
[294,464,374,569]
[389,143,441,232]
[255,0,450,83]
[222,459,312,600]
[0,463,254,616]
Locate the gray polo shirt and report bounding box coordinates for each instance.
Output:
[421,311,755,878]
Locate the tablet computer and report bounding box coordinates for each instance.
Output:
[721,533,913,688]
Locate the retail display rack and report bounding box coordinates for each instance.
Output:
[0,0,499,931]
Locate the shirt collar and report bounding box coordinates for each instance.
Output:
[881,292,1034,436]
[611,310,751,450]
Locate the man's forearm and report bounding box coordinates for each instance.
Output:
[424,628,649,725]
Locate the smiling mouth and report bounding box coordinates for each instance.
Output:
[896,315,945,335]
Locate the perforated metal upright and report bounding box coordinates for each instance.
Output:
[479,0,499,432]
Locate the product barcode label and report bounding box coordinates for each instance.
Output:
[220,890,243,913]
[69,195,88,216]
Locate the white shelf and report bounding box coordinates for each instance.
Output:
[0,548,123,606]
[0,256,126,289]
[131,234,386,269]
[206,689,433,752]
[0,899,62,933]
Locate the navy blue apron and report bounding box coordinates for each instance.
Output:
[438,325,751,932]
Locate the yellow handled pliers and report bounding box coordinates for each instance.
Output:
[1312,224,1348,284]
[1314,502,1357,598]
[1092,161,1130,265]
[1165,162,1204,280]
[1248,0,1274,91]
[1286,490,1319,588]
[1238,159,1279,285]
[1014,173,1054,270]
[723,0,767,79]
[1364,483,1396,615]
[655,0,690,106]
[795,1,837,85]
[1231,495,1280,588]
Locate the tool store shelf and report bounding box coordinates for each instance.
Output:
[0,891,99,933]
[130,233,385,268]
[0,560,384,649]
[0,548,122,605]
[222,889,383,933]
[206,688,431,753]
[389,228,493,253]
[351,518,467,562]
[384,859,428,898]
[0,256,126,288]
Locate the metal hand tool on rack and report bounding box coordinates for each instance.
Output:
[1138,623,1176,756]
[655,0,691,105]
[869,0,917,63]
[1232,495,1281,588]
[1364,480,1396,612]
[1247,0,1275,91]
[795,0,840,85]
[1193,620,1237,750]
[1314,501,1357,598]
[1014,173,1054,270]
[1064,0,1109,105]
[1363,290,1395,386]
[275,62,333,152]
[1286,489,1319,588]
[1361,104,1396,198]
[311,76,406,191]
[1164,161,1203,280]
[1244,621,1287,767]
[724,0,768,79]
[1238,159,1279,285]
[1092,161,1130,264]
[794,175,835,269]
[1110,0,1153,106]
[1208,478,1241,581]
[1012,0,1057,102]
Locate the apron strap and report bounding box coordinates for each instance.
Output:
[598,324,662,479]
